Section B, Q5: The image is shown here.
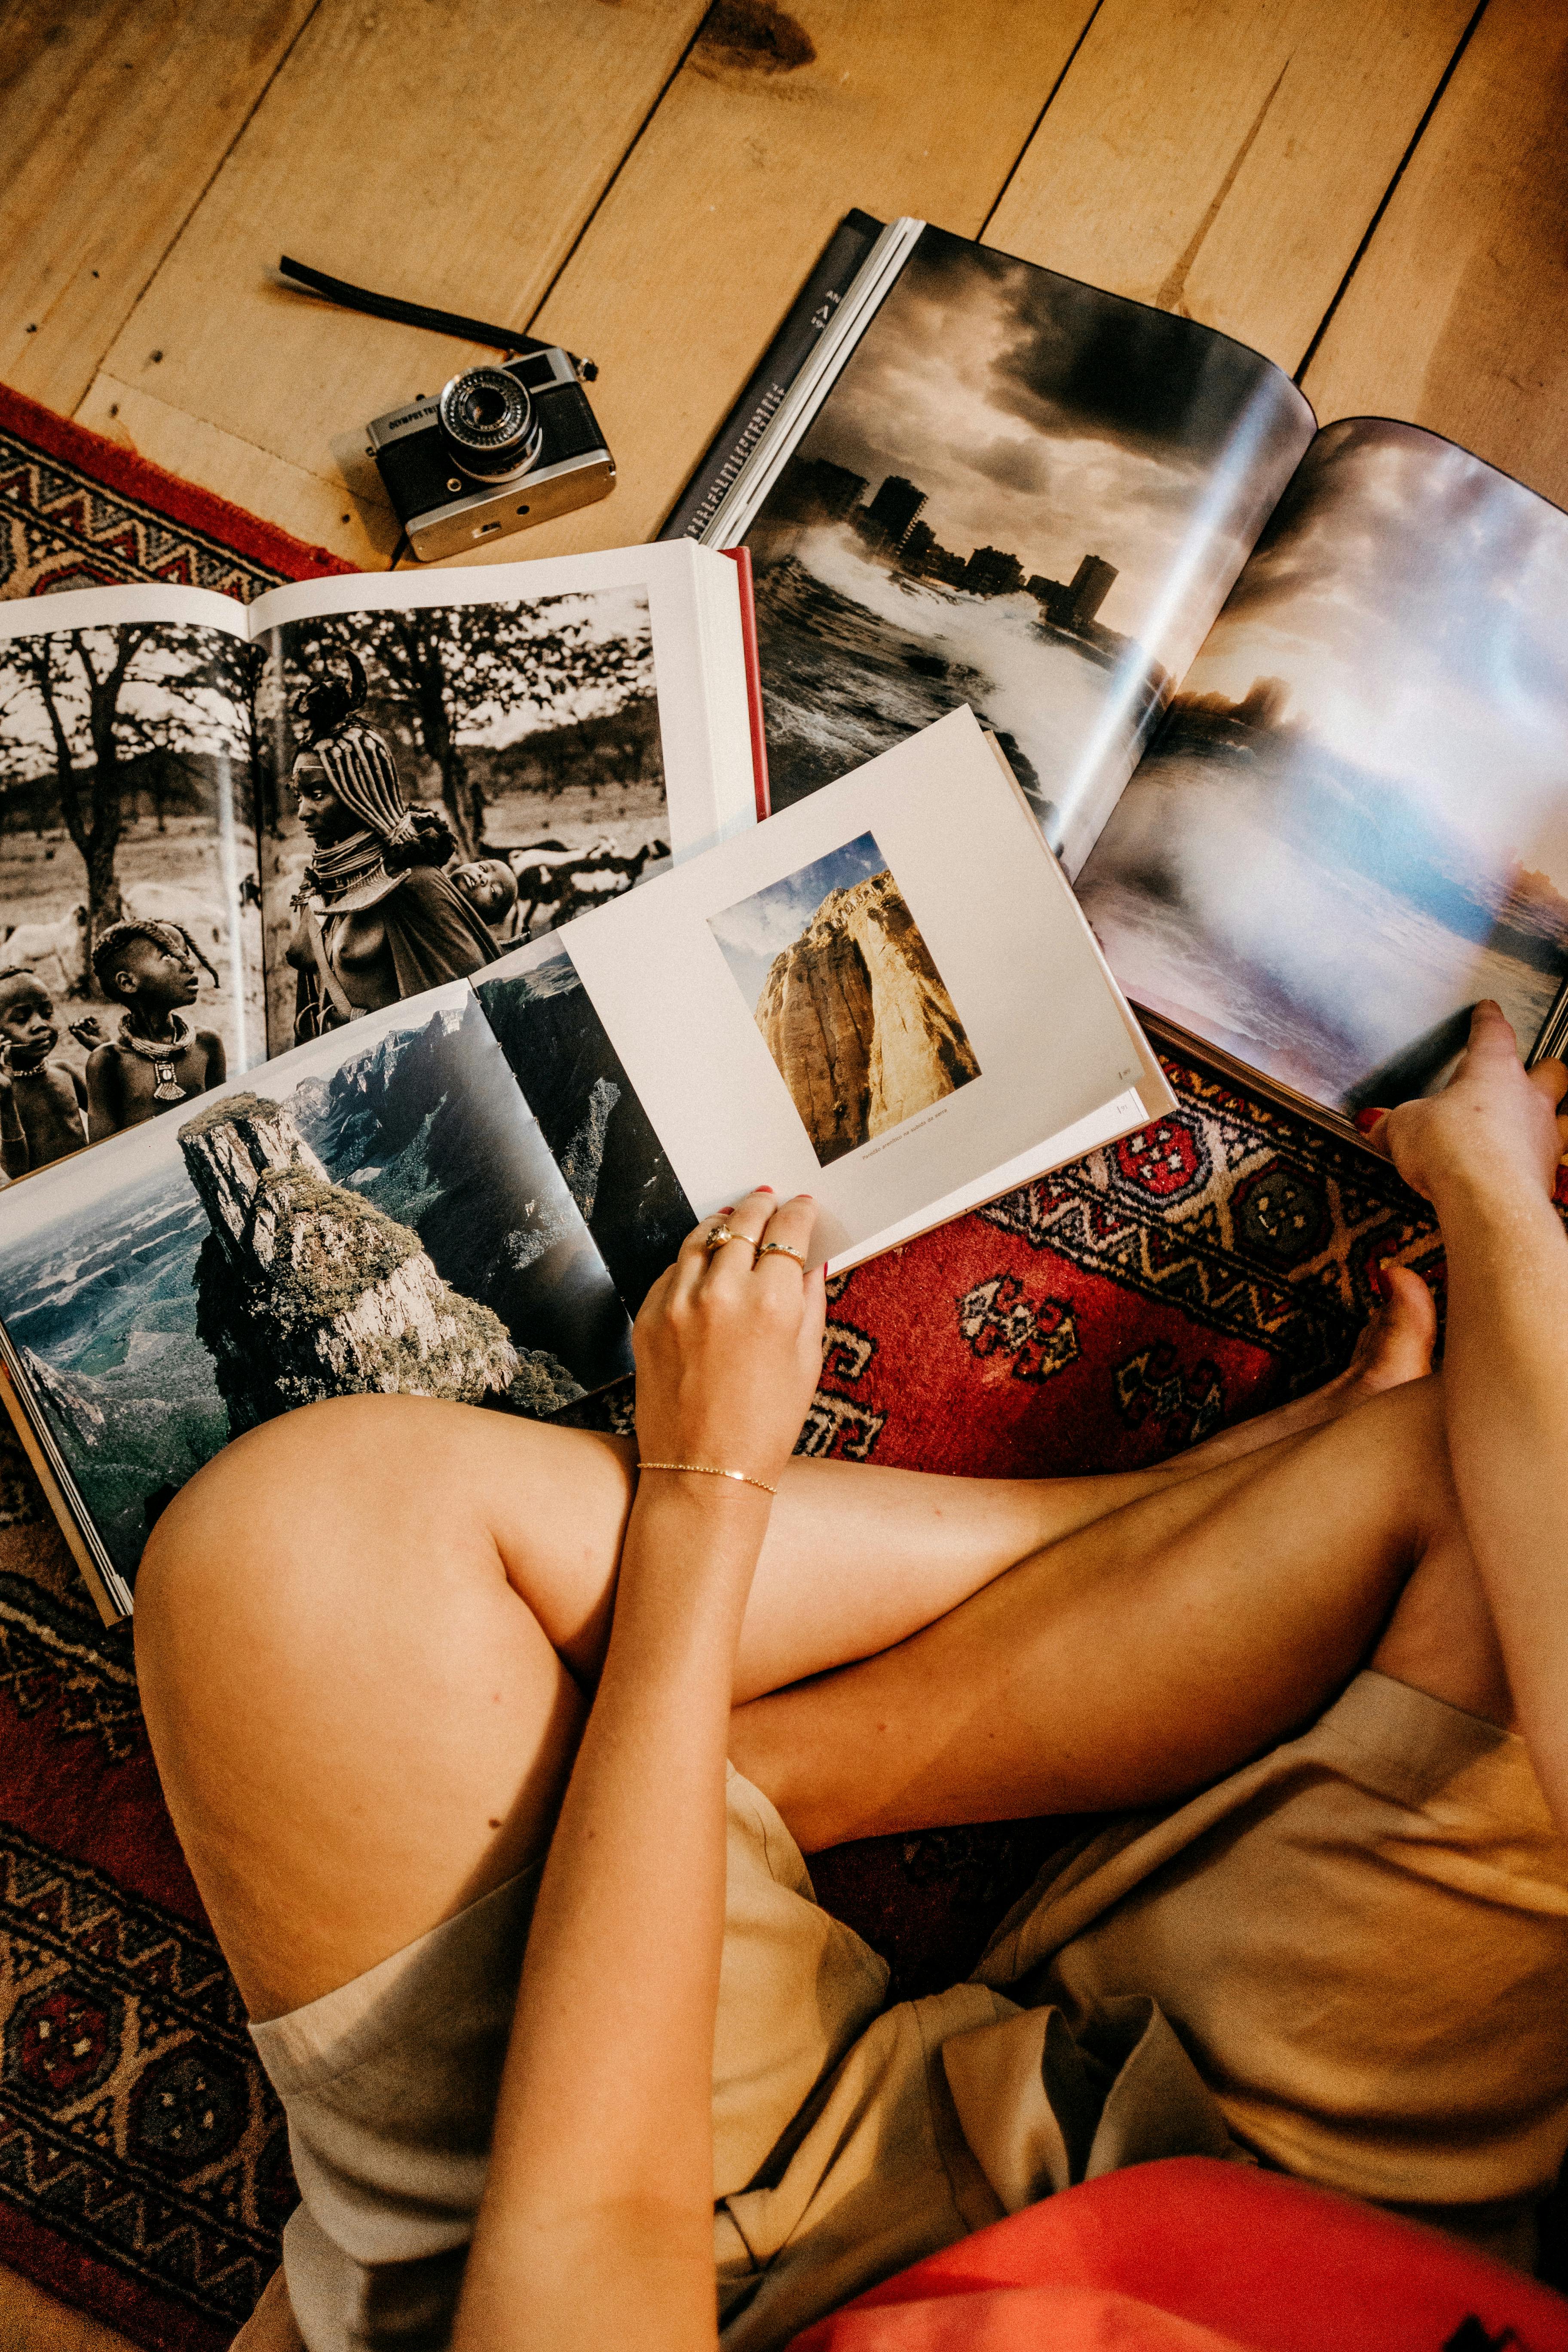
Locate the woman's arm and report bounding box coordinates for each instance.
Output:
[452,1188,826,2352]
[1373,1002,1568,1827]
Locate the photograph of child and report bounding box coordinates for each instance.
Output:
[0,966,89,1176]
[0,613,264,1173]
[709,830,979,1167]
[83,919,227,1138]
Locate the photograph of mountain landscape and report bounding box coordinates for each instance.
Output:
[0,616,266,1101]
[710,830,979,1167]
[261,585,668,1050]
[744,227,1313,862]
[476,933,695,1314]
[0,984,633,1588]
[1077,420,1568,1112]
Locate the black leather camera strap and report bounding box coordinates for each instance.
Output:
[276,256,598,381]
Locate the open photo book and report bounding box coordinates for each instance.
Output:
[0,707,1167,1618]
[0,537,763,1182]
[669,215,1568,1130]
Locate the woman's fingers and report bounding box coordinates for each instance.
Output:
[750,1192,816,1286]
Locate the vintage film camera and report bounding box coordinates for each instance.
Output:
[367,352,614,561]
[279,257,615,562]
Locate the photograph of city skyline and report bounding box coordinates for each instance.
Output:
[743,225,1314,866]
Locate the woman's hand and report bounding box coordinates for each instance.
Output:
[1368,1001,1568,1209]
[632,1188,827,1494]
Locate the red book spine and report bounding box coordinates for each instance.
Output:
[720,543,772,820]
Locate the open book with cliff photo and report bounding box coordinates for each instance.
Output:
[670,217,1568,1130]
[0,538,762,1185]
[0,708,1166,1619]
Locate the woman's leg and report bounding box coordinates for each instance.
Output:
[730,1370,1462,1847]
[137,1290,1436,2023]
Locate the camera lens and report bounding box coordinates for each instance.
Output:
[437,366,544,481]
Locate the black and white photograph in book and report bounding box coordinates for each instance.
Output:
[0,619,262,1178]
[1078,420,1568,1114]
[744,227,1311,857]
[262,584,669,1053]
[0,982,634,1589]
[708,830,979,1168]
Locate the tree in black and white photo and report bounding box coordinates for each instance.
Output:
[280,592,658,860]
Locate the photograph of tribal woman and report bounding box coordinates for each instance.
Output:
[262,588,667,1052]
[278,654,501,1046]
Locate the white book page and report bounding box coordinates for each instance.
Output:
[564,706,1152,1266]
[249,539,751,857]
[0,582,251,641]
[832,1084,1149,1272]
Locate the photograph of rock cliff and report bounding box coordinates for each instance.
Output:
[1078,420,1568,1113]
[0,985,634,1586]
[744,227,1312,864]
[710,831,979,1168]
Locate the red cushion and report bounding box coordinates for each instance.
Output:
[787,2159,1568,2351]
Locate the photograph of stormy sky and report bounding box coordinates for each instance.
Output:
[745,227,1313,862]
[1079,418,1568,1115]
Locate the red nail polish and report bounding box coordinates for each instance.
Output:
[755,1184,774,1194]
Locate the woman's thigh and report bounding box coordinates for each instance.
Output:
[133,1396,616,2022]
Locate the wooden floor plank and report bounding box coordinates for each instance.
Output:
[0,0,319,416]
[1300,0,1568,511]
[983,0,1475,375]
[458,0,1099,567]
[74,0,711,565]
[80,0,1096,566]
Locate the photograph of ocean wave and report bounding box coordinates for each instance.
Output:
[0,986,633,1585]
[1079,420,1568,1113]
[744,227,1312,867]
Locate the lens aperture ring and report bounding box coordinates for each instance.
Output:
[438,367,542,479]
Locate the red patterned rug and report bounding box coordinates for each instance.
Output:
[0,382,1451,2347]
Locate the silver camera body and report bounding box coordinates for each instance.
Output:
[366,347,615,563]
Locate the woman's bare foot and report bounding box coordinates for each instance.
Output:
[1341,1264,1439,1395]
[1155,1265,1437,1483]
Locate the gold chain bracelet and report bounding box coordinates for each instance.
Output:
[638,1460,778,1497]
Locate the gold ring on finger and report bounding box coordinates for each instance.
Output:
[755,1241,806,1268]
[706,1223,756,1253]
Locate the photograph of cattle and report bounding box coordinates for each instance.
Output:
[263,586,669,1053]
[0,619,266,1158]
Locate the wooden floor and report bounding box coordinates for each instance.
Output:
[0,1,1566,2343]
[3,0,1567,578]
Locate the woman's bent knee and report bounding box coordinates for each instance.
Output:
[134,1396,590,2020]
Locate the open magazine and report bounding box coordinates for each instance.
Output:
[0,709,1166,1618]
[669,217,1568,1131]
[0,539,763,1182]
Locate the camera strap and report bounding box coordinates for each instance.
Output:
[276,257,598,382]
